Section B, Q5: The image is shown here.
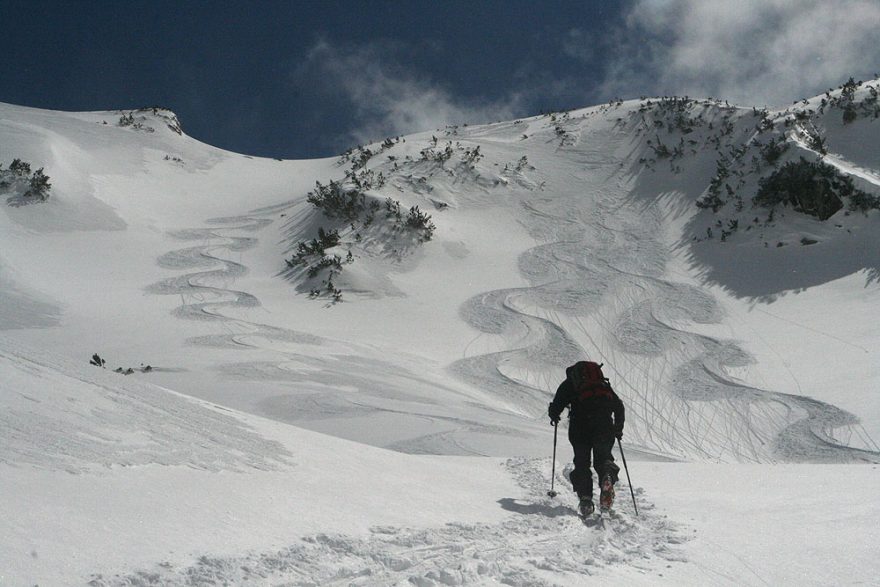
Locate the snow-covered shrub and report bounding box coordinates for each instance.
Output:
[286,227,341,267]
[307,180,368,221]
[405,206,436,241]
[385,197,402,221]
[759,137,788,165]
[419,143,455,164]
[118,112,148,130]
[26,169,51,201]
[9,158,31,176]
[116,108,176,133]
[842,105,859,124]
[286,226,352,300]
[338,137,401,171]
[825,78,880,123]
[752,158,873,220]
[847,189,880,213]
[293,134,445,300]
[696,161,730,212]
[1,158,52,205]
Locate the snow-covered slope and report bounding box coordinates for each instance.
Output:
[2,337,877,586]
[2,80,879,584]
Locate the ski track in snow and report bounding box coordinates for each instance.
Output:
[145,213,554,456]
[451,120,879,464]
[86,458,687,587]
[141,116,879,465]
[5,93,880,587]
[146,215,322,347]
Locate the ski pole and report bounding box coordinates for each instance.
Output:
[547,420,559,498]
[617,437,639,517]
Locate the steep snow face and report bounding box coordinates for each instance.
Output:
[1,85,879,466]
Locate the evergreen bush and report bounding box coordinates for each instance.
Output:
[753,158,875,220]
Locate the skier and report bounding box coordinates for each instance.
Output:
[548,361,625,516]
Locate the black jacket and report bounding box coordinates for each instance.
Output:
[549,364,625,438]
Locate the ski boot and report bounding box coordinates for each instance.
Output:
[578,495,595,517]
[599,474,615,511]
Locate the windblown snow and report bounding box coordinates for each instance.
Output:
[1,83,879,586]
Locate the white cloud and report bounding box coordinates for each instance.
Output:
[299,40,525,145]
[598,0,880,107]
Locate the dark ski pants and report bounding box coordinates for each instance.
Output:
[568,431,619,499]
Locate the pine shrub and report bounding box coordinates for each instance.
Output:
[753,158,874,220]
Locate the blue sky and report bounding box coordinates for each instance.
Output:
[2,1,878,159]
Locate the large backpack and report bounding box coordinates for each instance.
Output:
[569,360,614,402]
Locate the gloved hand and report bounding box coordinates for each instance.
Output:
[548,404,560,426]
[614,424,623,440]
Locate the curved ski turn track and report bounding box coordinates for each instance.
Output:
[451,117,879,464]
[145,210,550,457]
[144,110,879,465]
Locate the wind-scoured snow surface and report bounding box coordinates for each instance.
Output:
[1,86,879,585]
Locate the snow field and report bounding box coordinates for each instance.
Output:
[1,81,880,585]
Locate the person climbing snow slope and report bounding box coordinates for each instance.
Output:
[548,361,625,516]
